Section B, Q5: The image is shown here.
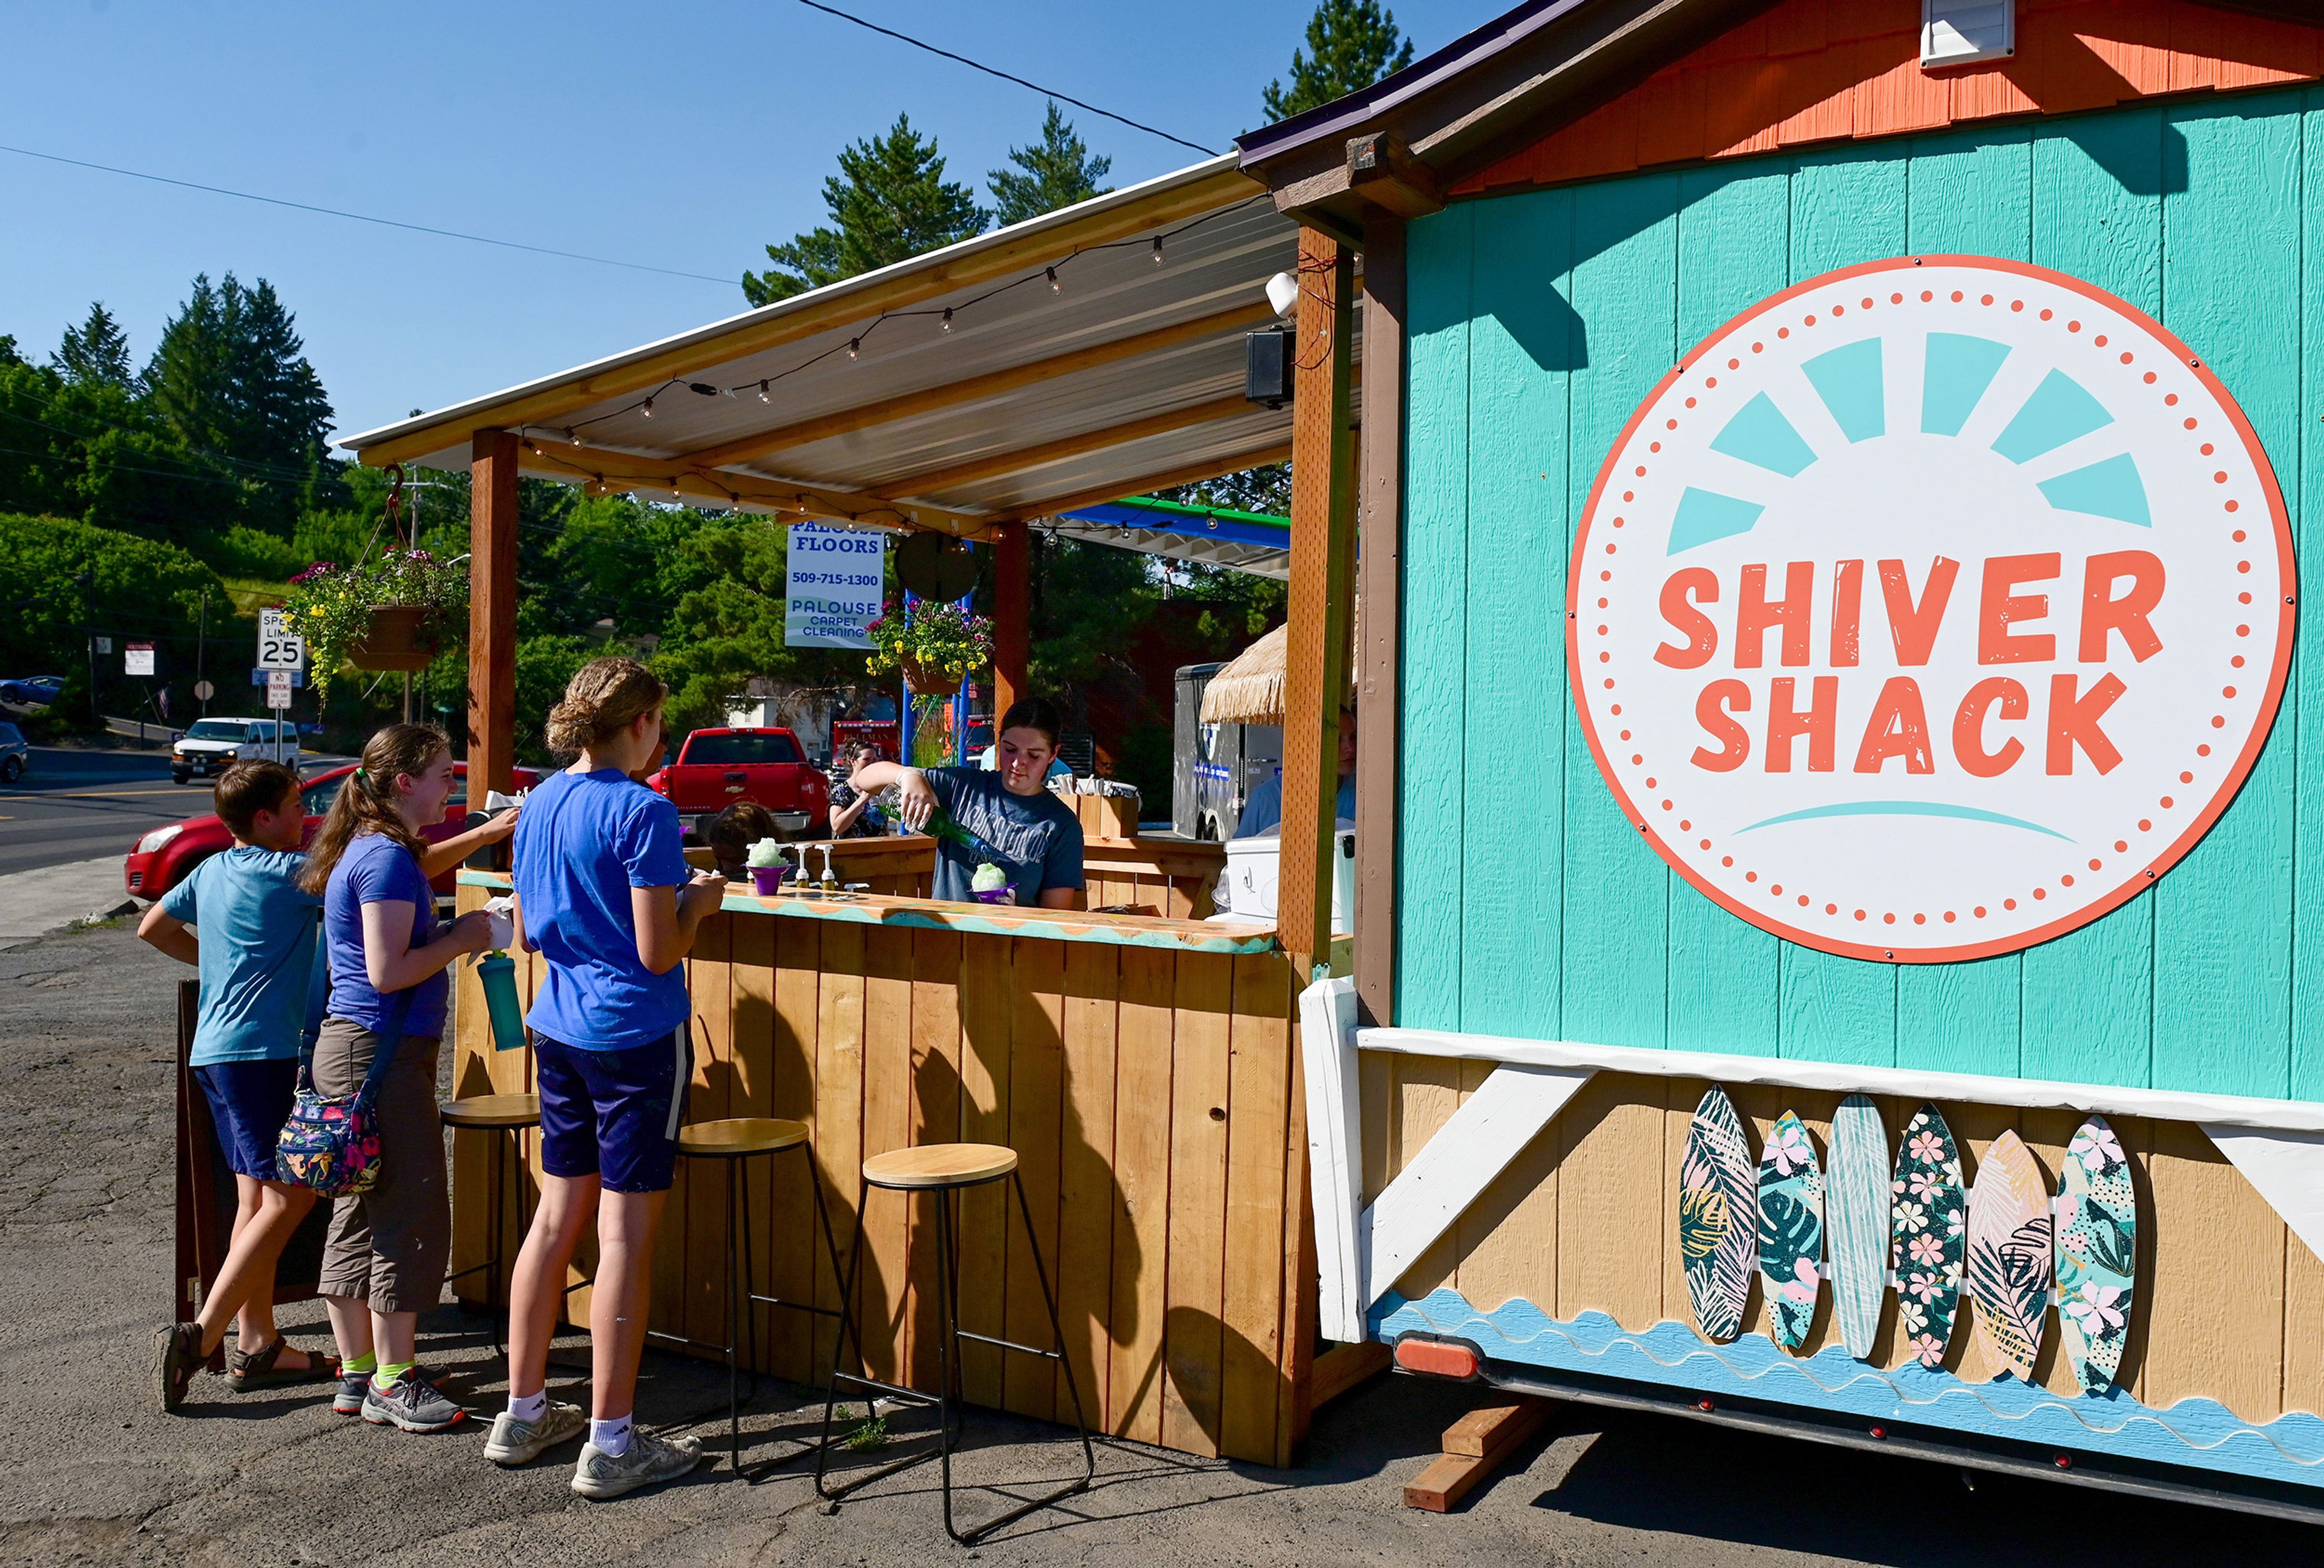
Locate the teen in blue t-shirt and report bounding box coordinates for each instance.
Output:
[145,761,338,1405]
[495,658,727,1498]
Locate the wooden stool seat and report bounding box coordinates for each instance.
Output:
[861,1143,1019,1190]
[439,1092,541,1130]
[678,1117,809,1157]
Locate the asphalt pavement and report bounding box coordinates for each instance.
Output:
[0,744,346,881]
[0,919,2316,1566]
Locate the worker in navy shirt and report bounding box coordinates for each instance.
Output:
[848,697,1086,908]
[1236,704,1357,838]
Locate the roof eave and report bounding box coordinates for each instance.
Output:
[344,153,1256,467]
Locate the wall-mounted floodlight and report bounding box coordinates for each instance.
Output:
[1265,271,1300,320]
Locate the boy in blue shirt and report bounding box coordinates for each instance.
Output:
[147,760,338,1409]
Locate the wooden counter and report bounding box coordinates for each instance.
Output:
[705,833,1227,919]
[447,872,1327,1466]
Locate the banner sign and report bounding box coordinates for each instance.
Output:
[784,522,887,649]
[1569,256,2294,963]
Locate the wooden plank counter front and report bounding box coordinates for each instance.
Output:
[447,872,1324,1466]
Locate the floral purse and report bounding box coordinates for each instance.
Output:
[276,931,414,1198]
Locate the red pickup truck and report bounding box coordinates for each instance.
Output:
[646,727,828,839]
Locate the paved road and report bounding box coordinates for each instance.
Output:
[0,746,347,880]
[0,748,200,879]
[0,923,2314,1566]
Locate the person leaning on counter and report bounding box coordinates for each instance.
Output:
[847,697,1086,910]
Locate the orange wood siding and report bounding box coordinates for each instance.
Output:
[1455,0,2323,197]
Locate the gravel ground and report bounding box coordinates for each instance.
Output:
[0,923,2315,1567]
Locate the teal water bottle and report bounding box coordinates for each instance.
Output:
[478,952,525,1052]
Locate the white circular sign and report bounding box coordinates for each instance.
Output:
[1570,256,2294,963]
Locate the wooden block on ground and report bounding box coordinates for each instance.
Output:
[1402,1397,1554,1512]
[1310,1341,1390,1409]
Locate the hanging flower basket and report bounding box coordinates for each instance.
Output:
[898,654,962,698]
[347,605,436,672]
[865,600,991,698]
[281,549,467,701]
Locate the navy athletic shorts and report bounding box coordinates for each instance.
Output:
[534,1028,693,1195]
[193,1058,300,1183]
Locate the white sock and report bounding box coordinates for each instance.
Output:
[590,1414,632,1457]
[508,1389,547,1425]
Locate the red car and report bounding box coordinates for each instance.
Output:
[646,727,828,839]
[124,761,541,901]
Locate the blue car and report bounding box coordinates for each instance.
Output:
[0,675,65,710]
[0,721,27,783]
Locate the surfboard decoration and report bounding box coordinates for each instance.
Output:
[1889,1103,1968,1369]
[1756,1110,1825,1350]
[1825,1095,1889,1360]
[1966,1129,2052,1382]
[1679,1086,1758,1343]
[2055,1115,2136,1395]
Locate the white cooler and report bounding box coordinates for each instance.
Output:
[1210,824,1354,928]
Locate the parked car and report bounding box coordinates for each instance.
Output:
[124,759,540,901]
[646,726,828,839]
[0,675,65,710]
[170,717,299,783]
[0,721,27,783]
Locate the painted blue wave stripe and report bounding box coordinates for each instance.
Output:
[1734,801,2073,841]
[1373,1290,2324,1491]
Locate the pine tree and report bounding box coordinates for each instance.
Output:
[144,274,236,456]
[1262,0,1416,122]
[227,278,333,475]
[743,114,989,306]
[988,102,1113,227]
[51,303,137,390]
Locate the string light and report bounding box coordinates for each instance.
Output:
[539,194,1267,445]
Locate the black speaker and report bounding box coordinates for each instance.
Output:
[1246,325,1295,408]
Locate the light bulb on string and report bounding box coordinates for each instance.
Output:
[940,307,953,332]
[566,428,582,446]
[847,338,860,359]
[1151,236,1164,266]
[1046,266,1060,292]
[641,397,655,419]
[758,379,771,403]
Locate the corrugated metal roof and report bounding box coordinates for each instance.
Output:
[344,155,1339,535]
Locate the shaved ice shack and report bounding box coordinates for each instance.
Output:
[1239,0,2324,1518]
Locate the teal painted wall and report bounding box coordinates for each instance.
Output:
[1397,90,2321,1102]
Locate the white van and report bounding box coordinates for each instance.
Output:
[171,717,297,784]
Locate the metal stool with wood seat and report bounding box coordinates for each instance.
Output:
[652,1117,847,1472]
[815,1143,1094,1546]
[438,1093,541,1359]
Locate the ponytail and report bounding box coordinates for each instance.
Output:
[298,723,447,893]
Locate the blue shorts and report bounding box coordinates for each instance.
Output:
[192,1058,300,1183]
[535,1028,692,1195]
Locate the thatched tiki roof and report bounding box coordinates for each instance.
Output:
[1199,600,1358,725]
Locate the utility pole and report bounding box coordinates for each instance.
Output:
[195,589,209,718]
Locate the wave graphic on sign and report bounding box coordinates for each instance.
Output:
[1735,801,2073,841]
[1669,333,2156,553]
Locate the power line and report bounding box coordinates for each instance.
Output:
[791,1,1220,157]
[0,142,737,287]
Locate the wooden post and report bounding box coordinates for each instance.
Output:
[468,430,519,815]
[1354,213,1405,1028]
[1278,230,1359,973]
[991,519,1031,718]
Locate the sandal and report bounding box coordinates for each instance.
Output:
[226,1337,341,1391]
[154,1322,203,1414]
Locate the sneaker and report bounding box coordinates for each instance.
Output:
[332,1368,371,1416]
[570,1428,706,1500]
[360,1368,467,1433]
[484,1400,586,1466]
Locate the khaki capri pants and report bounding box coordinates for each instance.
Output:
[312,1017,449,1315]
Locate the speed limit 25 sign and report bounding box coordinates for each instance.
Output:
[258,608,307,672]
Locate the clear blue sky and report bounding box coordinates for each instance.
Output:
[2,0,1475,447]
